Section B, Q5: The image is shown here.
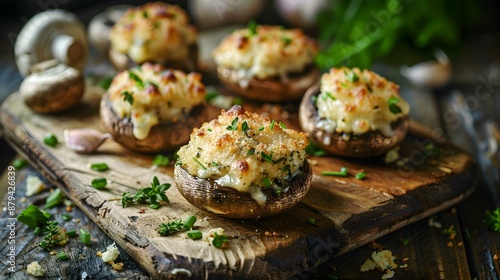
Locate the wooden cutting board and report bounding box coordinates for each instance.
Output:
[0,83,477,279]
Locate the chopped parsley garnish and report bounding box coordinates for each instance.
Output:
[226,117,239,131]
[241,121,249,133]
[281,36,292,46]
[212,232,228,248]
[345,70,359,83]
[247,148,255,155]
[279,122,287,129]
[270,120,276,130]
[262,177,272,187]
[259,126,265,131]
[121,91,134,105]
[142,11,148,18]
[485,208,500,232]
[205,89,219,103]
[388,97,402,114]
[247,19,258,36]
[325,92,336,101]
[261,152,273,163]
[207,128,212,132]
[98,76,113,90]
[128,70,144,89]
[321,167,348,177]
[193,157,207,170]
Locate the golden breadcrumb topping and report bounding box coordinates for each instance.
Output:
[177,105,308,204]
[109,2,196,64]
[212,25,317,82]
[107,63,205,140]
[316,67,410,137]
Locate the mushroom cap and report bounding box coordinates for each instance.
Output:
[100,92,207,153]
[108,44,198,72]
[174,160,312,219]
[19,61,84,113]
[216,66,320,102]
[87,5,132,53]
[15,10,88,77]
[299,85,410,157]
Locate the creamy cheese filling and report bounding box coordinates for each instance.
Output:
[316,68,410,137]
[177,106,308,205]
[107,64,205,140]
[213,25,317,84]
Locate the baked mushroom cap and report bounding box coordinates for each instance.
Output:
[299,84,410,157]
[175,105,312,218]
[100,92,207,153]
[19,60,84,113]
[108,2,198,71]
[213,25,319,102]
[216,66,320,102]
[175,160,312,219]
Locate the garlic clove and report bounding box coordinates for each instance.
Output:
[400,49,451,89]
[64,129,112,154]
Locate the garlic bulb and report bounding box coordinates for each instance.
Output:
[400,49,451,88]
[64,129,111,154]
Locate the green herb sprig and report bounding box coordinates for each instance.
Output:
[388,97,402,114]
[158,215,197,236]
[121,176,171,209]
[485,208,500,232]
[212,232,229,248]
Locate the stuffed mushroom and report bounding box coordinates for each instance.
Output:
[212,24,319,102]
[100,62,207,153]
[299,67,410,157]
[175,105,312,219]
[108,2,197,71]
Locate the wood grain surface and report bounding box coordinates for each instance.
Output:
[0,83,478,279]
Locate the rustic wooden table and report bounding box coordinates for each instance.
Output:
[1,7,500,280]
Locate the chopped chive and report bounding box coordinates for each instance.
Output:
[43,134,58,147]
[226,117,239,131]
[270,120,275,130]
[401,237,411,245]
[308,217,315,225]
[91,178,107,189]
[56,251,69,261]
[355,171,367,180]
[281,36,292,46]
[247,19,257,36]
[193,157,206,170]
[325,92,336,101]
[388,97,402,114]
[121,91,134,105]
[259,127,264,131]
[61,214,72,221]
[80,229,91,246]
[153,154,170,166]
[241,121,249,132]
[207,128,212,132]
[13,159,27,170]
[183,215,197,230]
[44,189,64,209]
[98,76,113,90]
[340,82,348,88]
[66,229,77,237]
[345,70,359,83]
[263,177,272,187]
[187,230,202,240]
[90,163,109,172]
[321,167,348,177]
[278,122,287,129]
[247,148,255,155]
[34,226,42,236]
[260,152,273,163]
[128,70,144,89]
[142,11,148,18]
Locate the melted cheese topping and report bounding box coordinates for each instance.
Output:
[212,25,317,85]
[177,106,308,205]
[316,68,410,137]
[107,63,205,140]
[109,2,197,64]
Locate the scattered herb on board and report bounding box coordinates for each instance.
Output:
[61,214,72,221]
[321,167,348,177]
[44,189,64,209]
[56,251,69,261]
[355,171,367,180]
[91,178,107,189]
[187,230,203,240]
[485,208,500,232]
[212,232,229,248]
[13,158,28,170]
[17,204,50,231]
[90,163,109,172]
[401,237,411,245]
[39,221,61,250]
[158,215,197,236]
[121,176,171,209]
[80,229,91,246]
[308,217,316,225]
[153,154,170,166]
[306,140,326,157]
[43,134,58,147]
